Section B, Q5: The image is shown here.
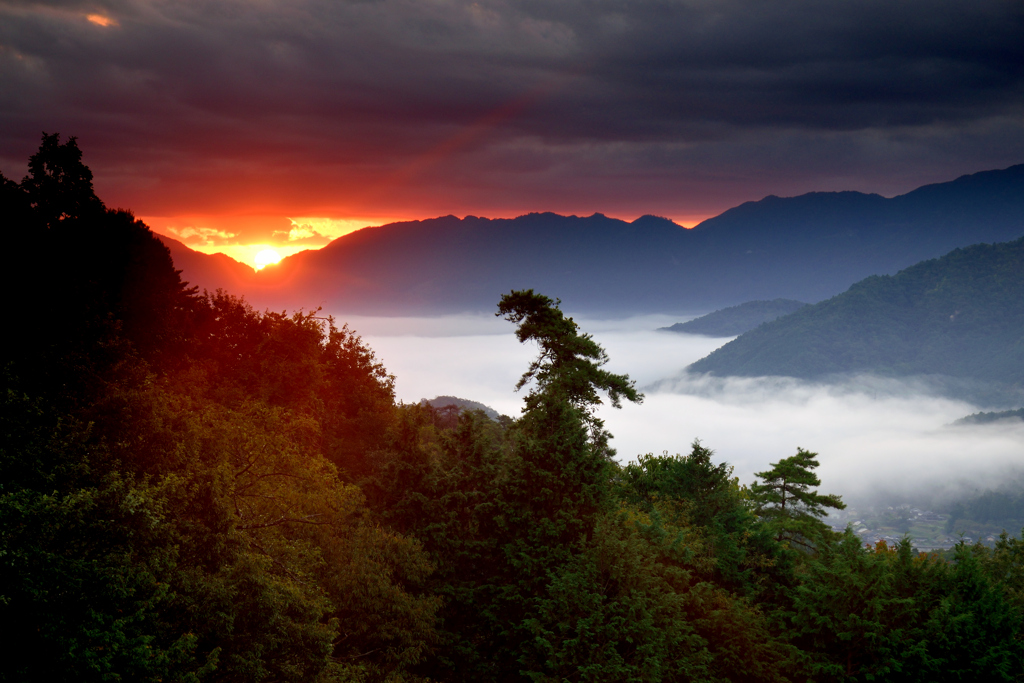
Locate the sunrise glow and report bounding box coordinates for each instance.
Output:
[286,216,403,243]
[254,248,282,270]
[142,214,416,270]
[207,244,308,270]
[86,14,118,27]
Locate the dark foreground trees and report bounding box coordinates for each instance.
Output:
[1,135,438,682]
[3,135,1024,681]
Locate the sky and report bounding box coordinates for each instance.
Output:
[2,0,1024,267]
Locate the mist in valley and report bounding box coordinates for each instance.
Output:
[352,311,1024,517]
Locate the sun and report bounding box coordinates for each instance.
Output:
[254,248,282,270]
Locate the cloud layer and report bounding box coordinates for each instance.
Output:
[360,314,1024,508]
[2,0,1024,234]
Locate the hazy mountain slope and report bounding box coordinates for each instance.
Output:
[955,409,1024,425]
[156,234,255,294]
[421,395,501,420]
[686,164,1024,302]
[660,299,808,337]
[249,212,692,314]
[164,164,1024,316]
[687,237,1024,387]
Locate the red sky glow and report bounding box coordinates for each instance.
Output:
[2,0,1022,269]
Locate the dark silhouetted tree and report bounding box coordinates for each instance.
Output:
[21,132,104,227]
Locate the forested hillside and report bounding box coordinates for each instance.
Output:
[3,135,1024,682]
[689,237,1024,398]
[660,299,808,337]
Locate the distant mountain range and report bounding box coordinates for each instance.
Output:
[687,236,1024,403]
[160,163,1024,315]
[659,299,808,337]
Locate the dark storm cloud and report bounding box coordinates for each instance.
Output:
[1,0,1022,218]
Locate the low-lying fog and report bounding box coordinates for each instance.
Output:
[345,312,1024,507]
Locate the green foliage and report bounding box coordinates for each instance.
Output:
[498,289,640,410]
[360,405,515,679]
[980,530,1024,613]
[791,536,930,681]
[496,291,644,676]
[751,448,845,549]
[498,289,640,455]
[520,507,714,683]
[2,329,438,682]
[618,442,740,528]
[140,387,437,681]
[617,444,795,603]
[495,289,644,587]
[944,489,1024,537]
[0,384,204,682]
[187,292,396,479]
[920,543,1024,681]
[521,503,798,683]
[790,533,1024,682]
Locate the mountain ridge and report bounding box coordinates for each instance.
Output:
[156,234,256,295]
[686,235,1024,403]
[660,299,809,337]
[162,164,1024,316]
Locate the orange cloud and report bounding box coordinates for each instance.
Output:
[164,225,238,246]
[86,14,118,27]
[145,215,290,245]
[280,217,404,245]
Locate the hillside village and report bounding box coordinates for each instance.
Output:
[827,506,1005,550]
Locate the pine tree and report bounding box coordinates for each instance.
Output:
[751,448,844,550]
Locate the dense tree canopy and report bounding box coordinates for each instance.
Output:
[1,134,437,682]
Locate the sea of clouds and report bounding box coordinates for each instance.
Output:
[346,312,1024,507]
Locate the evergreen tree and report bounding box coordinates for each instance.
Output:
[751,448,845,550]
[493,291,642,678]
